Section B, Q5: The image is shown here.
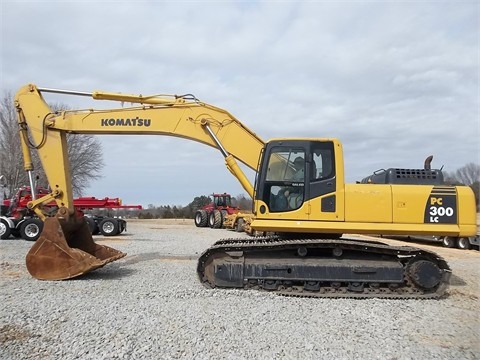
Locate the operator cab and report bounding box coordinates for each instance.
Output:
[213,194,232,207]
[256,140,337,214]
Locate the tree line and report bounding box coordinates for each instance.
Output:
[138,194,252,219]
[89,194,253,219]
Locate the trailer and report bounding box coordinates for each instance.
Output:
[438,235,480,250]
[0,186,142,241]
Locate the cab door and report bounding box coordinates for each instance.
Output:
[261,145,309,220]
[307,141,343,221]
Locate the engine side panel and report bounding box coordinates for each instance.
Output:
[344,184,392,223]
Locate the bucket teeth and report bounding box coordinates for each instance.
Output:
[25,212,126,280]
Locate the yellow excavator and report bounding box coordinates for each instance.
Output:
[13,84,477,298]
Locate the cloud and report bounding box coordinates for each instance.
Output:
[1,1,478,206]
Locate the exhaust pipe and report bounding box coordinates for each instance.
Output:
[424,155,433,170]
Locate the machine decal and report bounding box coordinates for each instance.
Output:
[101,117,151,127]
[424,186,457,224]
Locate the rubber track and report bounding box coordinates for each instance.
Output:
[197,237,451,299]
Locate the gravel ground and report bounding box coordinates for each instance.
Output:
[1,219,479,360]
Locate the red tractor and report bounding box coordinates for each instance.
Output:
[194,193,239,229]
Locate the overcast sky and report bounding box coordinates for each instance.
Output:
[1,1,478,207]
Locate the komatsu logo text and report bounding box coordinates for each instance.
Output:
[101,117,151,127]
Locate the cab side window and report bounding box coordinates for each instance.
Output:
[312,147,334,180]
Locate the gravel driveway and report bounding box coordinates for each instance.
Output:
[1,219,479,360]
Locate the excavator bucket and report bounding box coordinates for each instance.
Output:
[26,209,126,280]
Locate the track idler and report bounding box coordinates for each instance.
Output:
[25,208,126,280]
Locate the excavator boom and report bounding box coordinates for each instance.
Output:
[16,84,264,209]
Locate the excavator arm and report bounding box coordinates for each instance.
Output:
[15,84,264,280]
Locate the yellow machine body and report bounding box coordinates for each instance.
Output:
[13,84,477,281]
[251,138,476,237]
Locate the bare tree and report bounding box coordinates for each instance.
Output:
[234,193,253,211]
[445,163,480,185]
[63,133,103,196]
[0,91,103,197]
[0,92,26,197]
[445,163,480,210]
[453,163,480,186]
